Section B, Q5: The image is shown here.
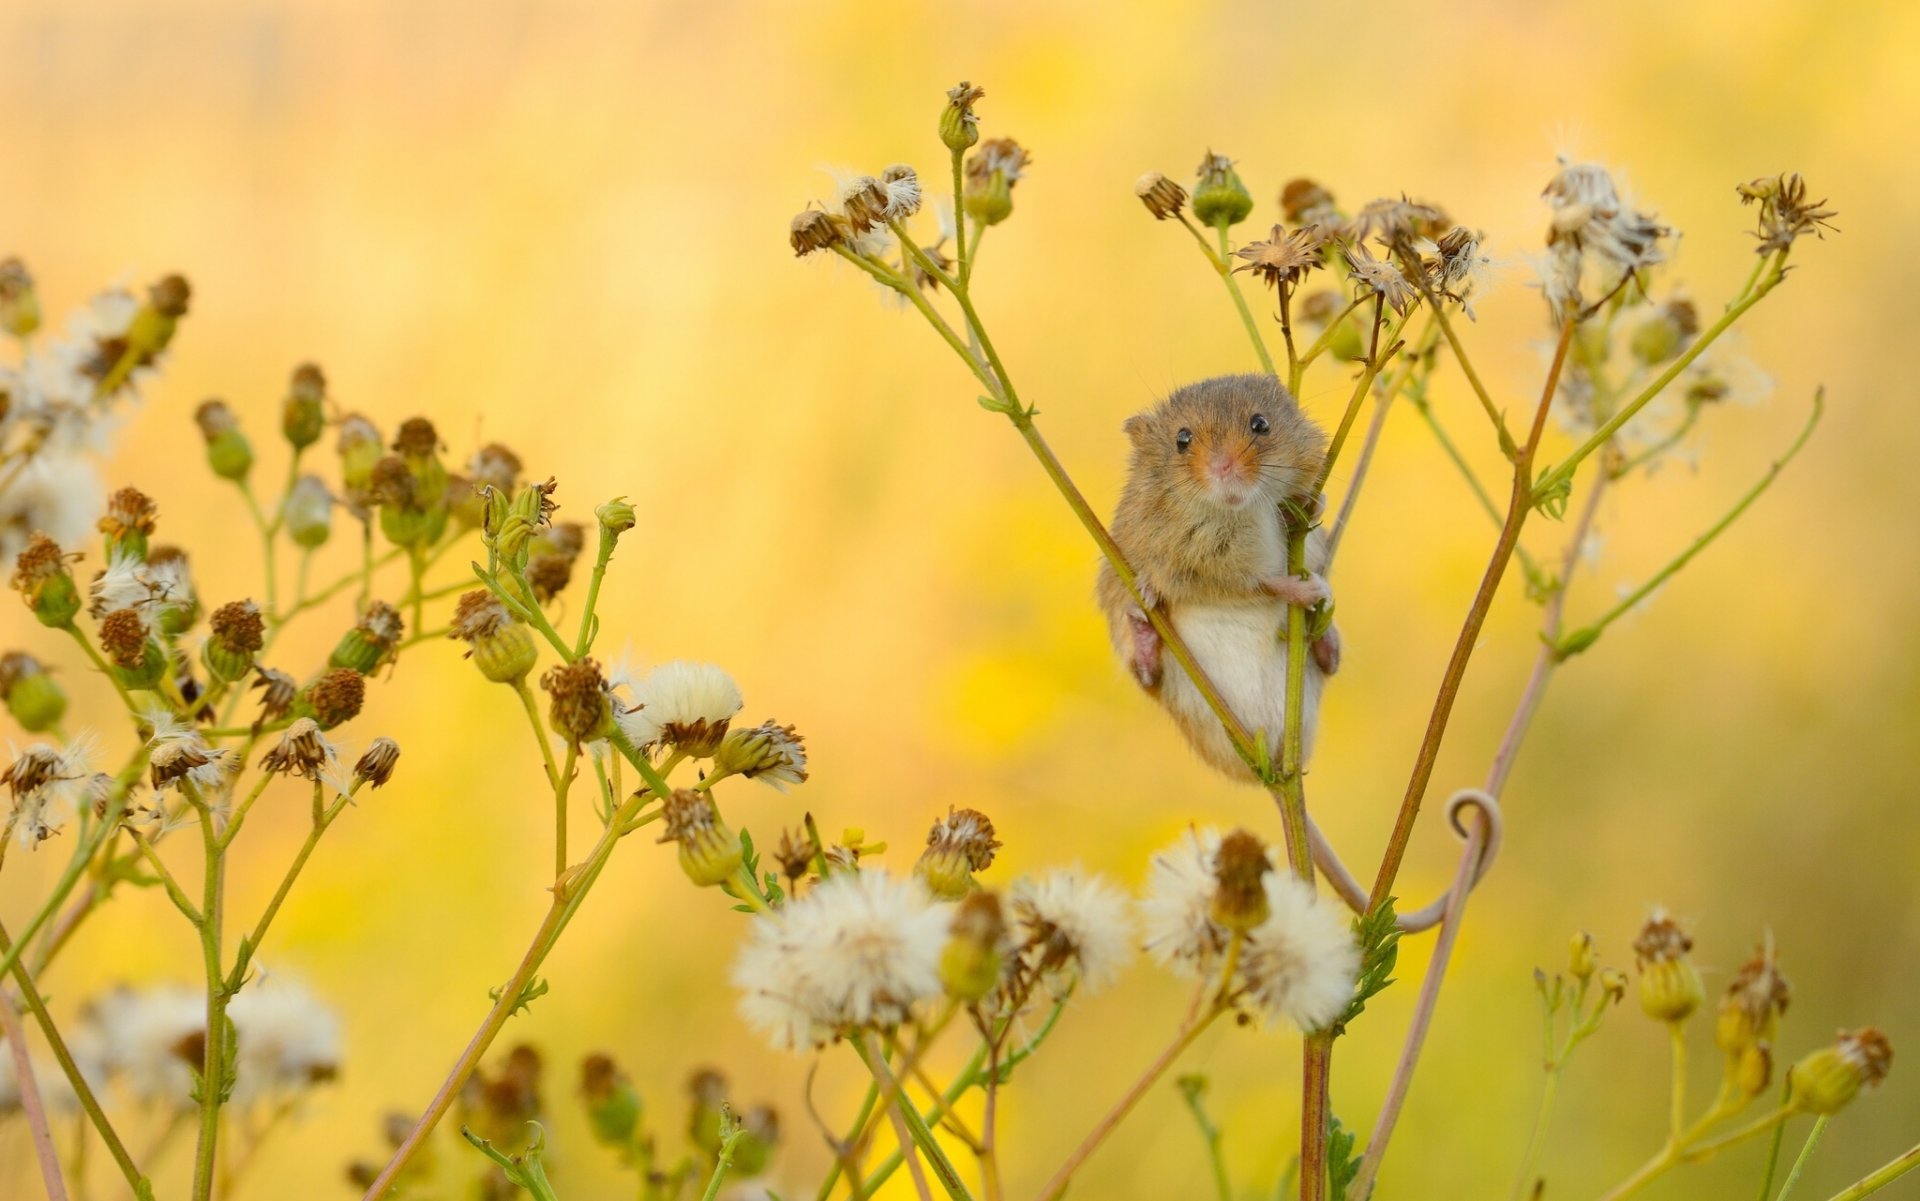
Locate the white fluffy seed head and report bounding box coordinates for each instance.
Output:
[1008,868,1134,996]
[1239,876,1361,1033]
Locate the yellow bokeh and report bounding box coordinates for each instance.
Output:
[2,1,1917,1197]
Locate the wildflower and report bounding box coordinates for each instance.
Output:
[965,137,1030,227]
[337,414,384,510]
[99,607,166,686]
[144,545,197,634]
[193,399,253,481]
[1633,908,1704,1022]
[1416,226,1494,316]
[939,81,985,153]
[4,738,94,847]
[731,870,949,1051]
[526,521,585,601]
[733,1106,781,1178]
[1140,828,1232,973]
[1135,172,1188,221]
[1280,178,1340,227]
[659,789,744,888]
[711,721,808,789]
[839,176,892,233]
[259,718,339,781]
[771,827,816,885]
[301,667,366,730]
[789,209,848,258]
[149,736,232,798]
[252,666,299,723]
[580,1054,642,1147]
[940,891,1009,1003]
[226,977,343,1103]
[354,738,400,790]
[329,600,404,675]
[1239,877,1360,1032]
[1191,150,1253,228]
[84,984,205,1105]
[1568,932,1598,982]
[1790,1028,1893,1115]
[89,548,168,621]
[1717,937,1791,1057]
[617,660,743,756]
[1348,195,1449,247]
[1541,159,1669,310]
[282,363,327,450]
[1234,224,1325,290]
[0,257,41,337]
[688,1067,728,1155]
[0,651,66,733]
[98,486,157,560]
[1008,869,1133,996]
[916,806,1001,899]
[1741,172,1836,254]
[881,164,923,219]
[204,599,265,683]
[542,657,614,745]
[283,475,334,549]
[450,589,537,683]
[1342,241,1417,316]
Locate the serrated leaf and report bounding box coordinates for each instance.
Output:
[1327,1116,1363,1201]
[1334,897,1400,1036]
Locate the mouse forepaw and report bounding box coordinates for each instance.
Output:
[1265,571,1331,609]
[1125,610,1164,691]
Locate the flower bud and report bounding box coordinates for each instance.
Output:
[1135,171,1188,221]
[941,891,1007,1003]
[260,718,335,780]
[1789,1029,1893,1115]
[450,590,538,683]
[1192,151,1254,228]
[687,1068,728,1156]
[1734,1041,1773,1098]
[393,417,449,505]
[204,599,266,683]
[0,652,65,733]
[915,807,1002,900]
[283,474,335,550]
[329,601,404,676]
[1633,910,1703,1023]
[711,721,809,789]
[660,789,743,888]
[1716,940,1790,1057]
[299,667,366,730]
[0,258,42,338]
[354,738,401,789]
[789,209,847,258]
[1280,178,1338,226]
[12,535,83,627]
[939,81,985,153]
[1599,968,1629,1005]
[99,608,166,689]
[1629,299,1701,366]
[541,658,613,745]
[1210,829,1273,933]
[337,414,384,495]
[964,138,1028,228]
[121,274,189,363]
[1569,932,1598,982]
[580,1054,642,1148]
[595,496,636,538]
[732,1105,779,1178]
[194,399,253,481]
[282,363,328,450]
[99,486,157,561]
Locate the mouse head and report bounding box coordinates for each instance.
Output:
[1123,375,1325,510]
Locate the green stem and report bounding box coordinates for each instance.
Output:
[1775,1116,1831,1201]
[1178,1080,1232,1201]
[63,624,140,718]
[127,829,202,925]
[1195,217,1278,376]
[189,787,230,1201]
[513,677,563,792]
[1510,1068,1562,1201]
[574,524,618,657]
[226,786,354,991]
[1825,1141,1920,1201]
[698,1128,745,1201]
[1670,1023,1689,1139]
[1557,390,1823,656]
[240,480,279,620]
[1428,299,1517,458]
[1536,249,1789,499]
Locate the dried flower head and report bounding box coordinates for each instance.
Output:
[260,718,338,781]
[915,807,1002,899]
[881,164,923,220]
[526,552,573,602]
[329,600,404,675]
[194,399,238,439]
[1342,241,1417,316]
[1280,178,1339,227]
[99,485,158,545]
[1633,907,1704,1023]
[4,738,94,847]
[1210,829,1272,933]
[790,209,849,258]
[837,175,890,234]
[1234,224,1325,290]
[617,660,744,757]
[542,657,613,744]
[303,668,366,730]
[712,720,809,789]
[1417,226,1494,316]
[209,599,265,654]
[1741,172,1836,254]
[658,788,743,888]
[97,606,151,669]
[468,443,522,496]
[252,666,299,722]
[732,870,949,1051]
[1008,869,1133,996]
[1541,160,1669,310]
[392,416,439,459]
[1348,195,1449,248]
[1135,172,1188,221]
[1718,936,1791,1056]
[354,738,401,789]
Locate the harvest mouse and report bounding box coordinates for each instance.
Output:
[1095,374,1340,777]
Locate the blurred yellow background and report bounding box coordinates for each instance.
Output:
[3,0,1917,1197]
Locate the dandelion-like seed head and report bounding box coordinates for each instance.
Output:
[618,660,744,757]
[732,870,949,1051]
[881,164,923,220]
[260,718,338,781]
[1341,241,1417,316]
[1234,224,1325,291]
[1008,869,1133,997]
[226,977,343,1103]
[839,176,892,234]
[1239,876,1361,1033]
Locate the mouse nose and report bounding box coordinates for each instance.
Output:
[1209,451,1243,483]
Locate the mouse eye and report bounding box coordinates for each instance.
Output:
[1250,413,1271,435]
[1175,428,1193,453]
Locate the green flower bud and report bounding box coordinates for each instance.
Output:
[0,653,65,733]
[964,138,1029,228]
[916,808,1001,901]
[1633,910,1703,1023]
[580,1054,642,1148]
[1192,151,1254,228]
[194,399,253,481]
[1629,299,1700,366]
[659,789,743,888]
[451,591,538,683]
[329,601,404,676]
[595,496,636,538]
[939,81,985,153]
[123,274,189,361]
[731,1106,779,1178]
[392,417,449,507]
[687,1069,728,1157]
[0,258,42,338]
[282,363,327,450]
[98,486,157,562]
[965,168,1013,226]
[1789,1029,1893,1115]
[284,475,334,549]
[1569,932,1598,983]
[1716,941,1791,1057]
[940,891,1007,1003]
[11,535,82,628]
[204,600,265,684]
[1734,1041,1773,1098]
[337,414,384,493]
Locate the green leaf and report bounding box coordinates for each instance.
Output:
[489,976,550,1016]
[1327,1116,1363,1201]
[1334,898,1400,1036]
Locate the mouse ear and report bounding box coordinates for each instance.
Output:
[1122,415,1149,445]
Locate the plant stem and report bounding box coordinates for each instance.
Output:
[0,758,146,985]
[227,787,354,990]
[189,787,230,1201]
[853,1035,969,1200]
[1825,1141,1920,1201]
[0,990,70,1200]
[1669,1023,1689,1140]
[1775,1116,1831,1201]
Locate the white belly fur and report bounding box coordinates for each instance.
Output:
[1162,598,1322,777]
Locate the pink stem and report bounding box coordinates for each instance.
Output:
[0,990,71,1201]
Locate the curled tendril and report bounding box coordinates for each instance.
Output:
[1309,787,1504,934]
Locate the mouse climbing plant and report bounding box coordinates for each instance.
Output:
[780,80,1910,1201]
